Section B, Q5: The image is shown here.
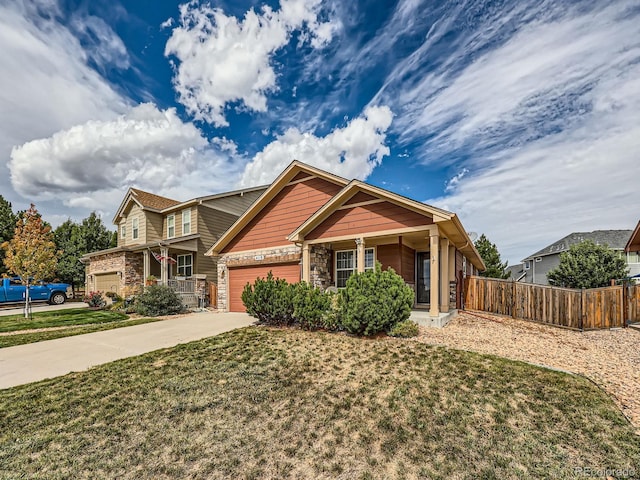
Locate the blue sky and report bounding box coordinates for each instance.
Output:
[1,0,639,263]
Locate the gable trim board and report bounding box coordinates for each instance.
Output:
[207,160,485,315]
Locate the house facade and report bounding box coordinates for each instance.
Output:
[625,221,640,278]
[206,161,485,317]
[82,186,265,299]
[516,230,635,285]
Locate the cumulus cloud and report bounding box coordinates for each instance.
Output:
[165,0,338,126]
[239,105,393,186]
[9,104,209,197]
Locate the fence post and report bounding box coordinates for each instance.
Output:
[511,280,516,319]
[623,283,629,328]
[580,288,586,331]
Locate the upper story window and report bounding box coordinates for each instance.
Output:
[121,225,126,239]
[132,218,139,240]
[335,247,375,288]
[524,260,531,270]
[182,208,191,235]
[167,214,175,238]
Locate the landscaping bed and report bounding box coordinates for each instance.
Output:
[418,311,640,431]
[1,327,638,479]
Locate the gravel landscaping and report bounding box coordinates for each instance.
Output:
[418,311,640,430]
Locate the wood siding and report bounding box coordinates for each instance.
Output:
[401,244,415,284]
[146,212,164,243]
[228,262,300,312]
[163,208,197,239]
[306,201,432,241]
[371,243,415,283]
[223,177,342,253]
[197,205,239,283]
[119,204,146,246]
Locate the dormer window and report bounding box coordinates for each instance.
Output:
[132,218,139,240]
[182,208,191,235]
[167,214,175,238]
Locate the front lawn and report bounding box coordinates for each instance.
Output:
[0,309,164,348]
[0,327,638,479]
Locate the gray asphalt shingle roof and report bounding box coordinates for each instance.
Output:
[522,230,633,261]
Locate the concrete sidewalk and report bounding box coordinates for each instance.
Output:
[0,311,255,389]
[0,302,89,317]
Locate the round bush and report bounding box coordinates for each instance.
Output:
[388,320,420,338]
[292,281,331,330]
[134,285,185,317]
[241,272,295,325]
[340,263,414,336]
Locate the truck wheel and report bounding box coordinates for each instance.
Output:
[50,292,66,305]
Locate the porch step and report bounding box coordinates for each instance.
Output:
[410,309,457,328]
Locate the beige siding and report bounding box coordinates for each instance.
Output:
[163,208,196,239]
[201,189,264,216]
[145,212,164,242]
[197,205,240,283]
[118,204,146,246]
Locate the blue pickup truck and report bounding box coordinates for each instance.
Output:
[0,278,73,305]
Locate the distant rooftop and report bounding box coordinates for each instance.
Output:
[522,230,633,261]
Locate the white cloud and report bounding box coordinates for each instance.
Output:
[239,105,393,186]
[365,0,640,262]
[9,104,209,198]
[165,0,338,126]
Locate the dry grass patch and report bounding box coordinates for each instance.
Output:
[1,327,638,479]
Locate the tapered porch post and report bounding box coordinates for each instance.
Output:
[440,238,449,313]
[355,238,365,273]
[429,231,440,317]
[302,243,311,283]
[143,250,150,282]
[160,247,169,284]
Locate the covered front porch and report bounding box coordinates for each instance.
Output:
[300,224,461,318]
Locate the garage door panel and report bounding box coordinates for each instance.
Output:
[94,273,120,295]
[229,263,300,312]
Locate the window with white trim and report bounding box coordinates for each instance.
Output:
[167,214,175,238]
[182,208,191,235]
[177,254,192,277]
[121,225,126,239]
[524,260,531,270]
[335,247,375,288]
[132,217,139,240]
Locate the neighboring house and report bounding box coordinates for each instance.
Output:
[517,230,634,285]
[82,186,266,298]
[625,221,640,278]
[206,161,485,317]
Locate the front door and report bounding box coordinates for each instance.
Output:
[416,252,430,304]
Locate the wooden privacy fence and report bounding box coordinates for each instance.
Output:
[464,276,640,330]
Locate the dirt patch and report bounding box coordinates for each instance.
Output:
[417,311,640,429]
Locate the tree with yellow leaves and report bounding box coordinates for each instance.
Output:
[2,204,58,317]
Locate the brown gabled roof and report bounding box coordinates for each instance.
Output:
[130,188,180,210]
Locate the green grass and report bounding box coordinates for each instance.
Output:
[0,308,128,333]
[0,317,165,348]
[1,327,638,479]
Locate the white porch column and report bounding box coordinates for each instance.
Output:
[440,238,449,313]
[302,243,311,283]
[429,231,440,317]
[143,250,150,282]
[160,247,169,284]
[355,238,365,273]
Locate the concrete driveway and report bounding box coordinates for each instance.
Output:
[0,311,255,389]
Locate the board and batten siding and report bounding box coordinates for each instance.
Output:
[305,201,432,241]
[222,177,343,253]
[196,205,240,283]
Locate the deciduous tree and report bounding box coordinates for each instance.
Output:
[474,234,510,279]
[0,195,17,276]
[2,204,58,317]
[547,240,628,289]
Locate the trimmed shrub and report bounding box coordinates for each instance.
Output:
[241,272,295,325]
[292,281,331,330]
[321,291,342,331]
[134,285,185,317]
[389,320,420,338]
[340,263,414,336]
[83,291,106,309]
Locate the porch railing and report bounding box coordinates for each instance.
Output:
[157,279,201,308]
